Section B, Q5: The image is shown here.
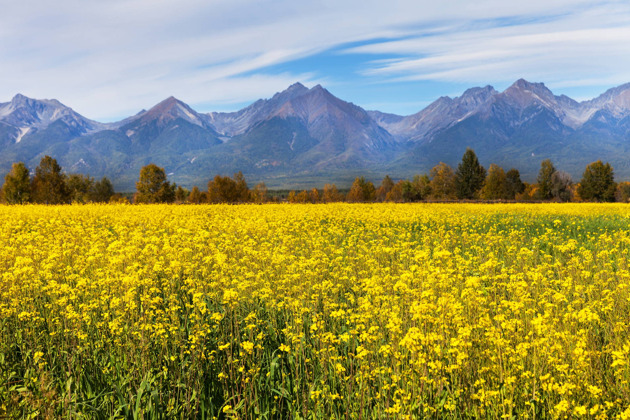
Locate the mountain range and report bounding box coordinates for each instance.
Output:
[2,79,630,190]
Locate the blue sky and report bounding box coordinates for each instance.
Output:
[1,0,630,121]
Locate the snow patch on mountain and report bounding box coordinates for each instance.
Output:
[15,127,30,143]
[0,94,105,134]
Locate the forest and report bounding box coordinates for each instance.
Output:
[0,149,625,204]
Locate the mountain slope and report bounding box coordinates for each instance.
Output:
[207,82,310,136]
[0,94,105,141]
[0,95,114,178]
[2,80,630,190]
[387,86,498,142]
[118,96,221,152]
[391,79,630,180]
[54,97,224,188]
[213,84,395,174]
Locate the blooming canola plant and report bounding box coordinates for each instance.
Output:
[1,203,630,418]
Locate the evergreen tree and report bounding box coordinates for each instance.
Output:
[2,162,31,204]
[135,163,175,203]
[505,169,525,200]
[401,174,431,202]
[455,148,486,199]
[577,160,616,202]
[67,174,95,203]
[401,181,417,202]
[536,159,556,200]
[91,177,115,203]
[32,155,70,204]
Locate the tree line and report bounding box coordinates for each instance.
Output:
[133,164,269,204]
[287,149,623,203]
[1,150,627,204]
[134,149,624,204]
[0,156,118,204]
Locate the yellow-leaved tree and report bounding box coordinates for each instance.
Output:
[135,163,175,203]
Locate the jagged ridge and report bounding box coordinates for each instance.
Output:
[2,79,630,190]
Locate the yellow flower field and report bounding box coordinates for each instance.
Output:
[1,203,630,418]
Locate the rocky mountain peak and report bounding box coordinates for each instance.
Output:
[5,80,630,190]
[460,85,497,101]
[11,93,31,105]
[269,82,309,102]
[286,82,308,92]
[455,85,497,111]
[503,79,555,104]
[148,96,181,112]
[587,83,630,115]
[0,94,103,133]
[140,96,208,128]
[7,94,64,112]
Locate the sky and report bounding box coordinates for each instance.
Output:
[1,0,630,122]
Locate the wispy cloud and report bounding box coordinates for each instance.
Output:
[1,0,628,119]
[347,2,630,90]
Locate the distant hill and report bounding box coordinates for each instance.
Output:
[2,79,630,190]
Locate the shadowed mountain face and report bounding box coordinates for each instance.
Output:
[207,82,310,136]
[209,83,397,165]
[383,79,630,180]
[2,79,630,190]
[380,85,498,142]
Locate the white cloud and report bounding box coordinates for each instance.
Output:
[1,0,629,119]
[348,2,630,90]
